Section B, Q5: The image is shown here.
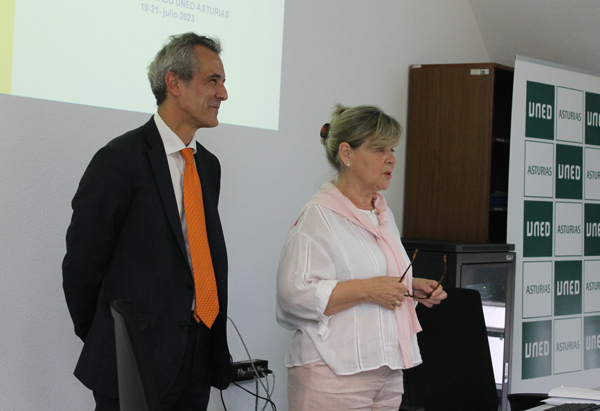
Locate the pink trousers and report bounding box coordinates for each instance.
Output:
[287,360,404,411]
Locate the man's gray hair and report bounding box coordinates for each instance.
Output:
[148,32,222,105]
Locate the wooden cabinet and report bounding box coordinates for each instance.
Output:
[403,63,514,243]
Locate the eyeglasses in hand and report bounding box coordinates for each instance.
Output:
[401,252,447,300]
[399,249,418,283]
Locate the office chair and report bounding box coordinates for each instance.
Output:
[111,300,161,411]
[507,393,549,411]
[400,288,498,411]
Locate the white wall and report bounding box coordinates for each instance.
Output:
[0,1,489,409]
[468,0,600,74]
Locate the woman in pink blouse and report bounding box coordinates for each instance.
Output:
[276,104,447,411]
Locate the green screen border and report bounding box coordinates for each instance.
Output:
[0,0,16,94]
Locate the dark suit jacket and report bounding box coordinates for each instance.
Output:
[62,117,230,399]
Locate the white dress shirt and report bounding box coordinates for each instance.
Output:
[276,203,422,375]
[154,113,198,306]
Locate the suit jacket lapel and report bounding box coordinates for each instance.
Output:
[194,146,218,212]
[194,142,228,289]
[144,118,188,261]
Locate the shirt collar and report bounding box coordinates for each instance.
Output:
[154,113,198,156]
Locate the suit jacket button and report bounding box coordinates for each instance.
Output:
[180,322,188,330]
[185,283,193,290]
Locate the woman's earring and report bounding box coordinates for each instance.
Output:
[346,163,350,167]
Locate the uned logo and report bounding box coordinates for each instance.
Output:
[526,81,555,140]
[584,316,600,370]
[529,102,553,120]
[526,221,551,237]
[586,92,600,146]
[585,204,600,256]
[524,340,551,358]
[554,260,582,316]
[556,144,583,200]
[523,201,553,257]
[522,320,552,379]
[556,280,580,296]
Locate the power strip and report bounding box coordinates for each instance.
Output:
[230,359,270,382]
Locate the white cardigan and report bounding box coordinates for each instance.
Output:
[276,204,422,375]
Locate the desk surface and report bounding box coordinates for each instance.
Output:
[528,386,600,409]
[528,405,600,410]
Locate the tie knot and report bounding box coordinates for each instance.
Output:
[180,148,195,164]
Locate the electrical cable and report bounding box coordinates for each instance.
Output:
[232,382,277,410]
[224,316,277,410]
[261,371,275,411]
[255,377,258,410]
[220,389,228,411]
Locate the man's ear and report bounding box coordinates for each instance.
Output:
[165,71,182,98]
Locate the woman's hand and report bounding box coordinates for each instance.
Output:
[364,276,408,311]
[323,277,408,316]
[411,277,448,308]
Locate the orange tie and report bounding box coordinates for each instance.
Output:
[180,148,219,328]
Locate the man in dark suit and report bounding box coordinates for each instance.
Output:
[62,32,230,411]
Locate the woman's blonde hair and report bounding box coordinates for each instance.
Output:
[320,104,402,171]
